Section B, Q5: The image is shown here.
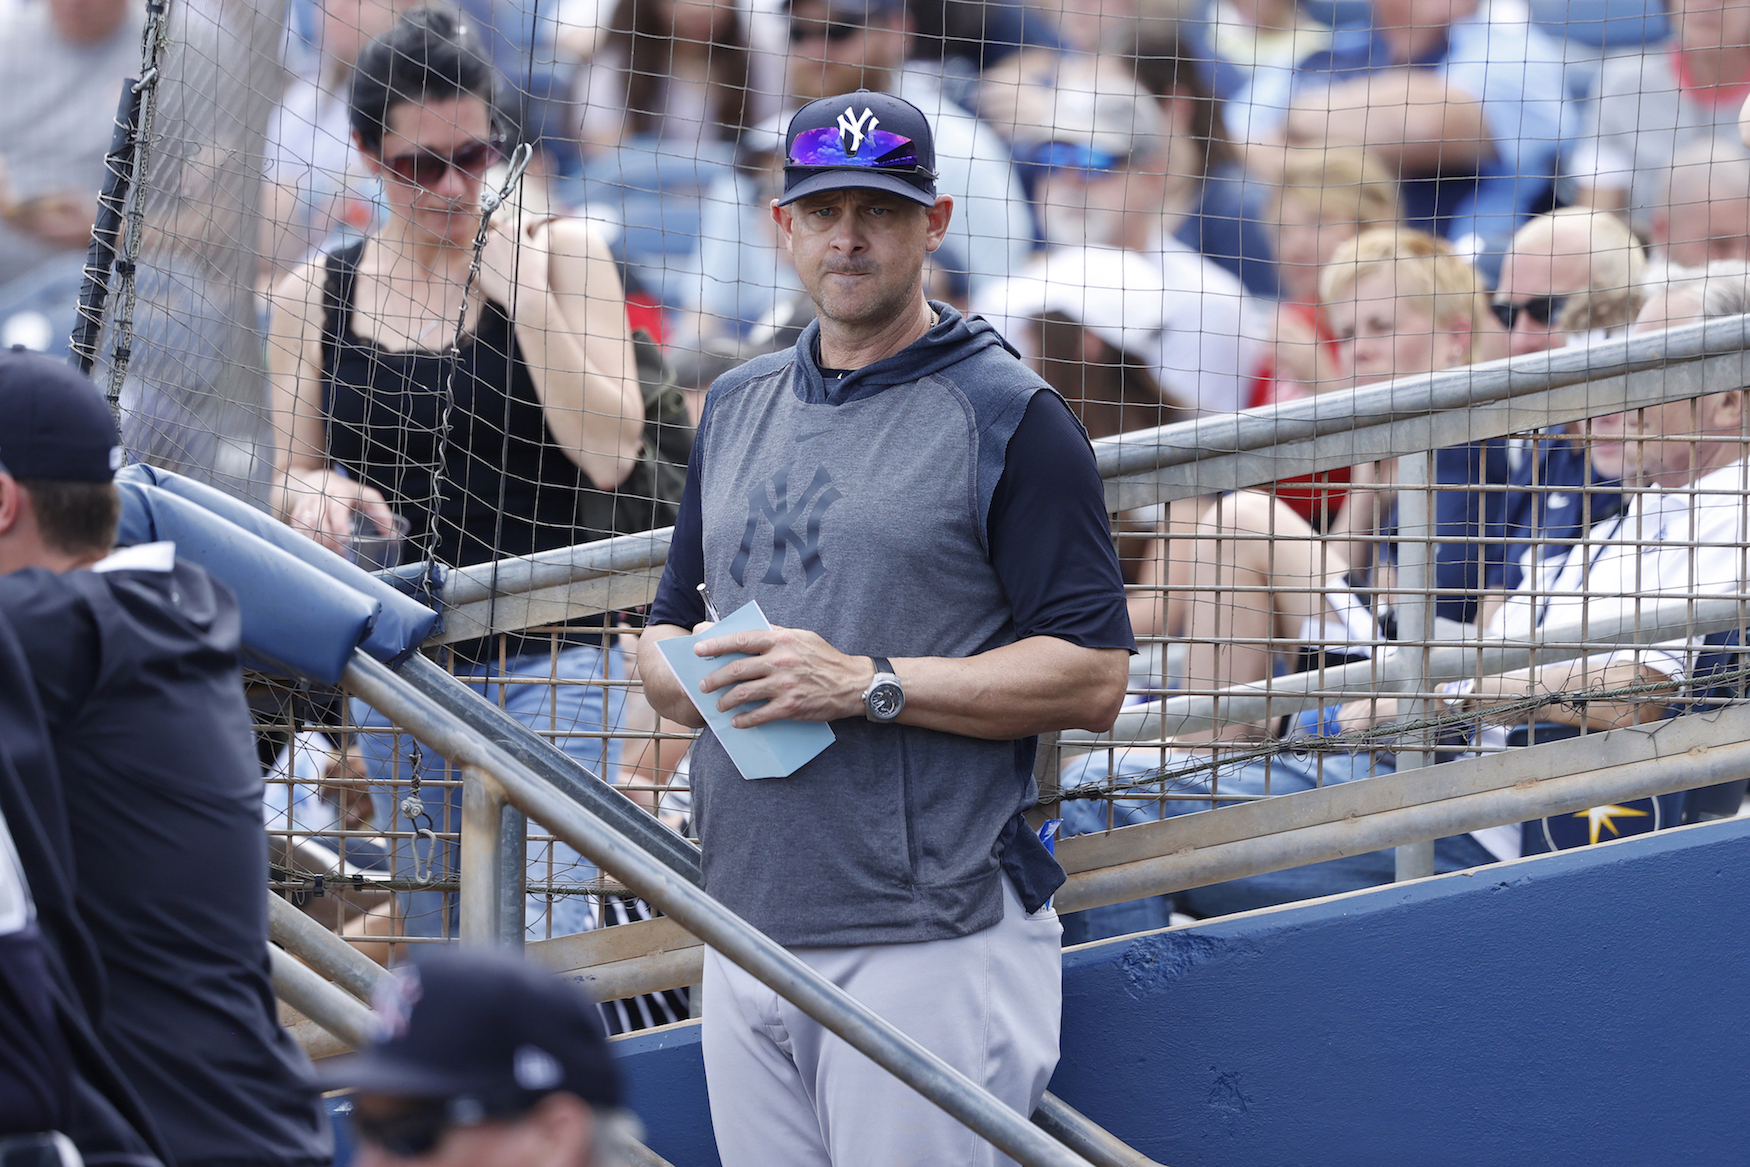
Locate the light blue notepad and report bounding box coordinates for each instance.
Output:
[656,601,836,780]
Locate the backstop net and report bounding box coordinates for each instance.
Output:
[21,0,1750,1023]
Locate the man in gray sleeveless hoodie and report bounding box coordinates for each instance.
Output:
[639,91,1133,1166]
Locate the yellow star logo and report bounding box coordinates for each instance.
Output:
[1571,803,1651,846]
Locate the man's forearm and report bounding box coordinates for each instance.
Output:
[674,621,1131,739]
[892,638,1130,739]
[1464,654,1672,729]
[1286,71,1493,174]
[637,624,707,729]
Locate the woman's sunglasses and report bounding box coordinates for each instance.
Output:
[1490,294,1568,332]
[379,138,504,190]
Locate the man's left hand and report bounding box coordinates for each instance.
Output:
[694,625,874,728]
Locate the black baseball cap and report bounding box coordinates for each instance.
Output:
[319,948,622,1113]
[779,90,938,207]
[0,347,122,482]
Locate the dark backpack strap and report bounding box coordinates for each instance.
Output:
[318,241,366,383]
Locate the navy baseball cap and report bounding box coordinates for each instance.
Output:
[319,948,622,1112]
[0,347,122,482]
[779,90,939,207]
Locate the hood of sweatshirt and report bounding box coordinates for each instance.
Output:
[789,303,1020,406]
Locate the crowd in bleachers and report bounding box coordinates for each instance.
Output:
[2,0,1748,389]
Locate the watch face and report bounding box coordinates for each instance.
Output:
[867,681,904,721]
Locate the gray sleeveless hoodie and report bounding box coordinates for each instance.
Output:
[691,305,1062,947]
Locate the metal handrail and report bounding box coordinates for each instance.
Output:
[431,313,1750,632]
[341,649,1101,1167]
[287,312,1750,1165]
[1066,595,1750,746]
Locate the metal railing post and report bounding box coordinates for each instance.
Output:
[499,805,527,946]
[342,651,1098,1167]
[1392,448,1436,881]
[460,766,508,945]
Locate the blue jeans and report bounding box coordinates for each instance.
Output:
[353,641,627,939]
[1059,748,1497,940]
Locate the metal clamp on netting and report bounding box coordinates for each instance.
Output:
[420,141,537,568]
[399,741,439,886]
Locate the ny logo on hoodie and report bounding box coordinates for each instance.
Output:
[731,465,843,587]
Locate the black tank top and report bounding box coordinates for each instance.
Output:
[319,241,597,569]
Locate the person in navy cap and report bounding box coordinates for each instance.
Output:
[0,348,332,1167]
[640,93,1132,1165]
[324,948,644,1166]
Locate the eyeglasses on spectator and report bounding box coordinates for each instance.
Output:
[1021,140,1129,179]
[788,19,861,43]
[1491,294,1568,332]
[378,137,505,189]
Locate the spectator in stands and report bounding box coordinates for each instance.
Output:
[326,948,645,1166]
[1573,0,1750,234]
[1319,229,1489,583]
[677,0,1029,341]
[906,0,1060,114]
[1252,145,1399,406]
[263,0,409,281]
[1238,0,1567,266]
[0,351,332,1167]
[1429,207,1643,618]
[1206,0,1333,92]
[0,0,142,344]
[577,0,751,149]
[975,56,1257,415]
[1494,206,1648,358]
[987,28,1276,295]
[1129,23,1278,296]
[1648,138,1750,268]
[1065,266,1750,930]
[265,8,657,952]
[455,0,600,176]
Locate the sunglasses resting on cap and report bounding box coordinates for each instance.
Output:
[778,91,939,206]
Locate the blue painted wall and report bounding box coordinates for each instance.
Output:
[613,1020,719,1166]
[613,816,1750,1166]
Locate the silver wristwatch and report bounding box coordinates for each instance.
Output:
[862,656,905,723]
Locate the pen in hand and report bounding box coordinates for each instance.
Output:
[697,582,721,623]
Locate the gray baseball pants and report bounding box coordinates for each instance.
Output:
[701,877,1063,1167]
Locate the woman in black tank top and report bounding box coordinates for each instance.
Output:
[265,8,641,570]
[258,11,690,1020]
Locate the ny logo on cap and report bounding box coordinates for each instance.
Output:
[837,106,878,156]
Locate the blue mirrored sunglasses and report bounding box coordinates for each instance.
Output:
[786,124,924,170]
[1022,141,1125,177]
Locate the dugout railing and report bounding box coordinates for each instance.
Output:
[252,312,1750,1167]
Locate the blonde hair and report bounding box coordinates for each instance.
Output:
[1508,207,1648,334]
[1277,147,1400,229]
[1318,228,1489,360]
